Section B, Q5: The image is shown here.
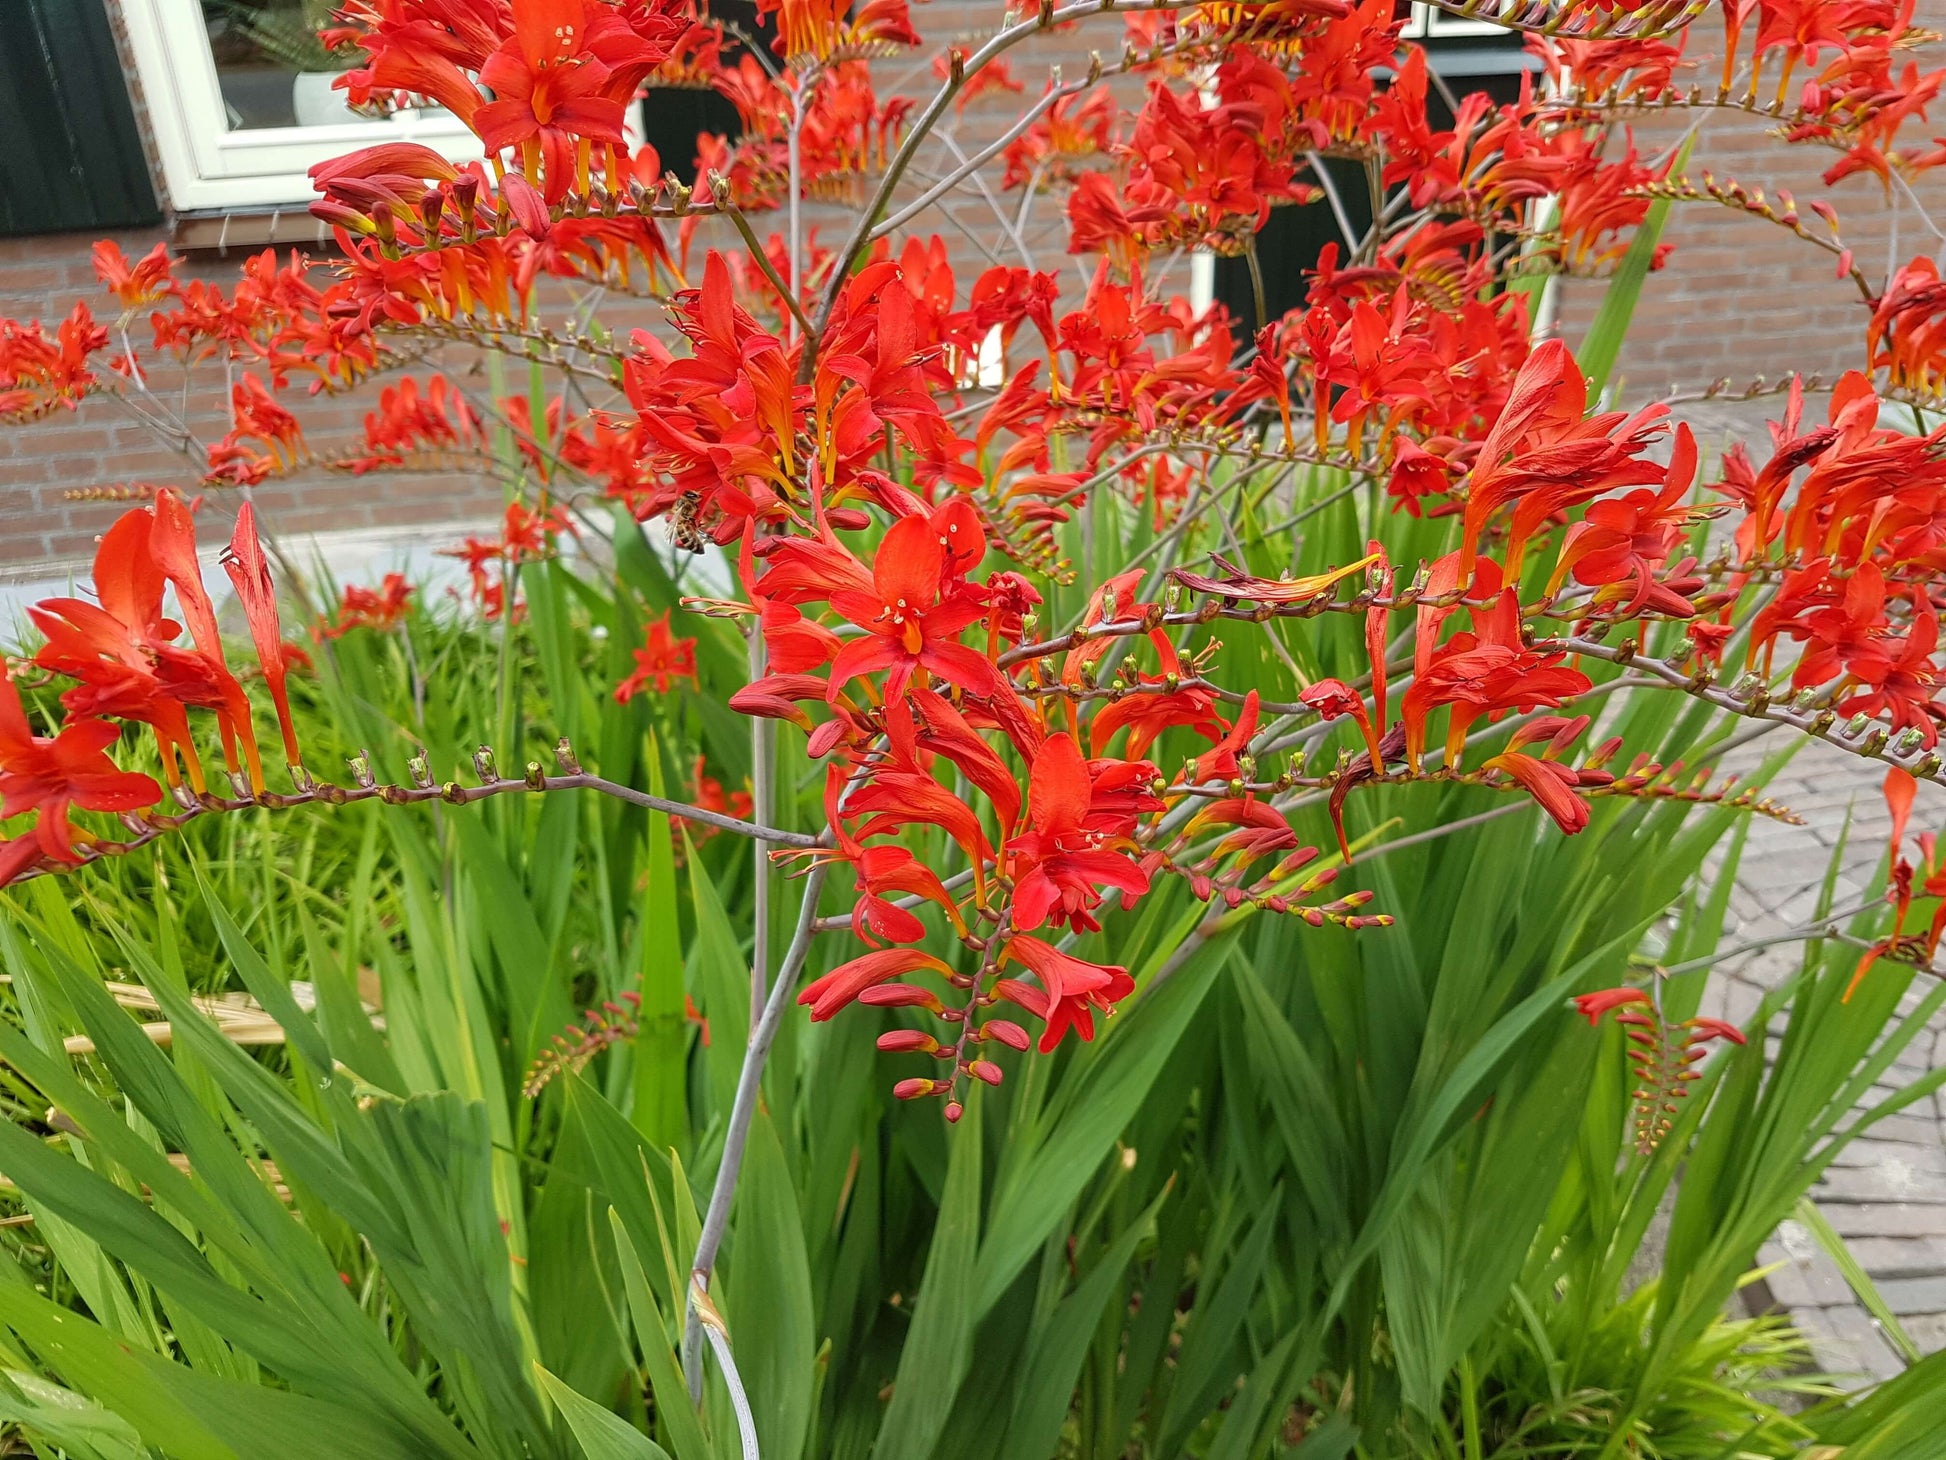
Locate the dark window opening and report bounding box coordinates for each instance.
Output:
[637,0,772,185]
[1212,42,1531,330]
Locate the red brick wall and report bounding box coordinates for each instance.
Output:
[1553,0,1946,392]
[0,231,512,575]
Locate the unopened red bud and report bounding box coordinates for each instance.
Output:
[944,1100,965,1123]
[893,1078,937,1101]
[878,1030,940,1054]
[981,1019,1031,1050]
[860,983,945,1012]
[968,1060,1003,1086]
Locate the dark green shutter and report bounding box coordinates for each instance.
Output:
[0,0,160,236]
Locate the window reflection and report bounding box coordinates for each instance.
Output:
[201,0,353,130]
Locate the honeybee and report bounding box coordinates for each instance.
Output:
[667,490,706,553]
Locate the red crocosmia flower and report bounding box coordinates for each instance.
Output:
[1181,796,1302,869]
[1686,618,1734,667]
[0,836,42,888]
[1087,632,1226,759]
[727,673,829,731]
[146,489,263,789]
[810,764,966,945]
[669,755,753,850]
[1549,424,1702,619]
[614,610,699,702]
[759,598,844,674]
[91,241,174,311]
[1363,539,1391,734]
[1481,716,1596,836]
[844,763,994,896]
[476,0,646,199]
[1080,758,1165,836]
[0,674,160,871]
[220,502,301,775]
[900,689,1023,836]
[323,574,414,639]
[1571,986,1652,1025]
[798,946,955,1022]
[30,507,228,793]
[1301,677,1381,764]
[1400,590,1591,770]
[1190,689,1260,785]
[996,934,1135,1052]
[825,512,1000,702]
[1885,766,1918,883]
[1458,339,1616,576]
[308,143,462,211]
[1387,435,1453,514]
[1685,1018,1747,1047]
[1006,732,1152,934]
[1851,766,1928,1000]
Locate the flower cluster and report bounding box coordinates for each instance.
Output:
[1,495,297,882]
[1573,987,1747,1154]
[2,0,1945,1110]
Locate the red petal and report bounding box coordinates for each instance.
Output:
[222,503,300,769]
[1027,733,1090,837]
[874,514,943,616]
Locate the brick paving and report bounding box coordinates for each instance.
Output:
[1700,721,1946,1387]
[1634,396,1946,1386]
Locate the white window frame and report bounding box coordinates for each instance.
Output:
[1400,2,1513,39]
[116,0,481,213]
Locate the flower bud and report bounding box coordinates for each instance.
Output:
[980,1019,1031,1050]
[892,1078,938,1101]
[860,983,946,1013]
[877,1029,940,1054]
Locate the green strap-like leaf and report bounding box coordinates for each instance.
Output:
[537,1364,673,1460]
[874,1095,983,1458]
[998,1182,1172,1459]
[723,1110,816,1460]
[609,1209,716,1460]
[1576,133,1695,402]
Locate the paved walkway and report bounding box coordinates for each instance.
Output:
[1649,398,1946,1383]
[1702,738,1946,1385]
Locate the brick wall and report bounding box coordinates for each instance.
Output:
[0,230,515,577]
[3,4,1940,583]
[1553,0,1946,392]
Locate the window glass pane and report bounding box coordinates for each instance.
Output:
[201,0,356,131]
